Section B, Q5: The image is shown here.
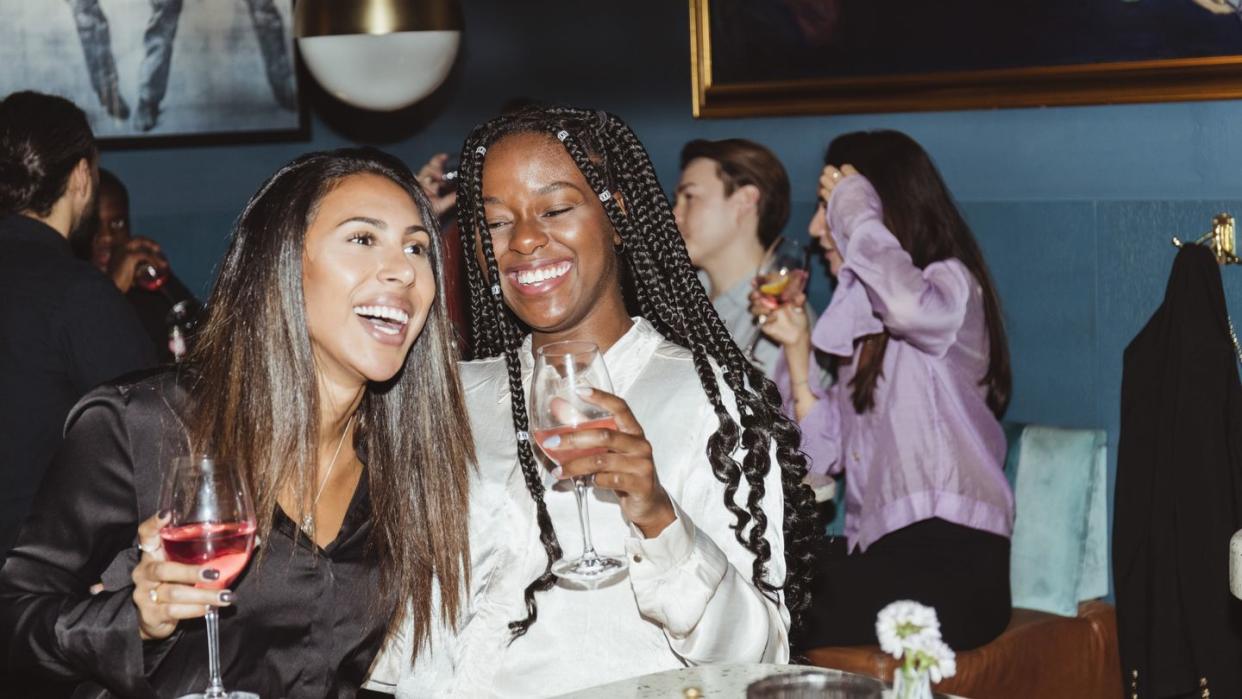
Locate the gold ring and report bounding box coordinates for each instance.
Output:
[830,170,842,181]
[148,587,159,604]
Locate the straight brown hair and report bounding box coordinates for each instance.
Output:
[826,131,1011,417]
[186,148,474,657]
[680,138,791,248]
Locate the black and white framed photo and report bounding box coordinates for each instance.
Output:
[0,0,303,142]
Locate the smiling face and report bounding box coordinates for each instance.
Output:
[301,173,435,391]
[480,132,631,347]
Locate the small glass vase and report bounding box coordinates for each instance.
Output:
[892,666,932,699]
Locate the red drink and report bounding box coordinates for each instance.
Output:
[161,521,257,589]
[533,416,618,466]
[135,264,169,292]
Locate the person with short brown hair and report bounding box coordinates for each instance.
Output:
[674,138,795,378]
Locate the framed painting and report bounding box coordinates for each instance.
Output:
[0,0,304,144]
[690,0,1242,117]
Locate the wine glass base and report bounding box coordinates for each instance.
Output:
[552,553,628,589]
[176,693,259,699]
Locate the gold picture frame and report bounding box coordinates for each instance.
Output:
[690,0,1242,118]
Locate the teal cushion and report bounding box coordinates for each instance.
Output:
[1003,423,1107,616]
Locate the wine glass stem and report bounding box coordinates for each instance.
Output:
[572,476,600,563]
[204,606,226,699]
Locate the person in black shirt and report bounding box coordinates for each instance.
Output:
[83,168,200,363]
[0,91,155,559]
[0,148,475,698]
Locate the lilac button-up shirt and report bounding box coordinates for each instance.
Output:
[800,175,1014,553]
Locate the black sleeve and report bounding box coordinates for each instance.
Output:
[0,386,159,699]
[62,274,157,394]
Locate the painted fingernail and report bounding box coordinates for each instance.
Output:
[218,591,234,605]
[543,435,561,448]
[551,467,564,480]
[201,568,220,581]
[575,387,593,397]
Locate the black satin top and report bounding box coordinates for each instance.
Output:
[0,372,390,698]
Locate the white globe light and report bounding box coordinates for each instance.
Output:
[294,0,462,112]
[298,31,460,111]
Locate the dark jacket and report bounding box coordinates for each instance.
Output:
[0,214,155,557]
[0,371,388,698]
[1113,243,1242,698]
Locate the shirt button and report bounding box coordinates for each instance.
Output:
[632,553,643,563]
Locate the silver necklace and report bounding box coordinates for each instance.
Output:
[301,412,356,533]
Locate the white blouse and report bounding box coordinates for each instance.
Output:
[367,317,789,697]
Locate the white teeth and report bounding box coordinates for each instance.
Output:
[352,305,409,325]
[516,262,571,285]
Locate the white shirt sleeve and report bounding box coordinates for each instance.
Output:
[624,383,790,665]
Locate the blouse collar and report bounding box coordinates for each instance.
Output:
[517,317,662,398]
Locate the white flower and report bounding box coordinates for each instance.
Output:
[912,636,957,683]
[875,601,942,658]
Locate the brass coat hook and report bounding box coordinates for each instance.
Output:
[1172,213,1240,265]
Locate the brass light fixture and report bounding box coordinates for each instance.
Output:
[295,0,462,111]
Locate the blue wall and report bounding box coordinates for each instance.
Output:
[100,0,1242,591]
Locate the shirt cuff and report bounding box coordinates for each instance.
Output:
[623,499,696,576]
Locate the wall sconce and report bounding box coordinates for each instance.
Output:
[295,0,462,111]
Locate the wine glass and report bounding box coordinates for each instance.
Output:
[159,455,257,699]
[748,237,811,359]
[529,341,628,586]
[135,262,169,292]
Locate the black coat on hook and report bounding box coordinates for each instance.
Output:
[1114,243,1242,698]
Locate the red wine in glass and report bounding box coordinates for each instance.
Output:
[135,263,169,292]
[161,521,257,590]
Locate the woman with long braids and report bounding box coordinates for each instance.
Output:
[0,148,474,697]
[753,130,1014,651]
[370,106,817,697]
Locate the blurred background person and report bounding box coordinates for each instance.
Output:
[80,168,200,363]
[674,138,796,379]
[0,91,154,559]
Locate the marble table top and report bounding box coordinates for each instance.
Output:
[554,663,965,698]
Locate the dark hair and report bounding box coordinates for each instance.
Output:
[97,168,128,209]
[187,147,474,658]
[0,91,96,217]
[825,130,1011,417]
[680,138,791,249]
[457,107,817,639]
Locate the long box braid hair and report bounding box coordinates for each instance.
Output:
[455,106,818,640]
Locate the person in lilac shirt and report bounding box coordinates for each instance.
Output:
[753,130,1014,651]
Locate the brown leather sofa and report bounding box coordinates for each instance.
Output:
[804,600,1122,699]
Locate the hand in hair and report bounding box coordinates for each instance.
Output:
[416,153,457,218]
[818,164,859,204]
[130,512,234,641]
[107,236,167,293]
[548,387,676,539]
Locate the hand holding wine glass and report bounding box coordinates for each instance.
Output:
[107,236,168,293]
[548,386,675,538]
[131,512,237,642]
[747,237,810,358]
[154,454,257,699]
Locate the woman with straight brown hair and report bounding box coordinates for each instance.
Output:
[0,147,473,697]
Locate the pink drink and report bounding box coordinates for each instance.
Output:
[533,417,619,466]
[161,521,257,590]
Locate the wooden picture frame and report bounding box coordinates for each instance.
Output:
[690,0,1242,118]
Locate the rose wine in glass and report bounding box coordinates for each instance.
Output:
[748,237,810,359]
[529,341,628,586]
[159,455,257,699]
